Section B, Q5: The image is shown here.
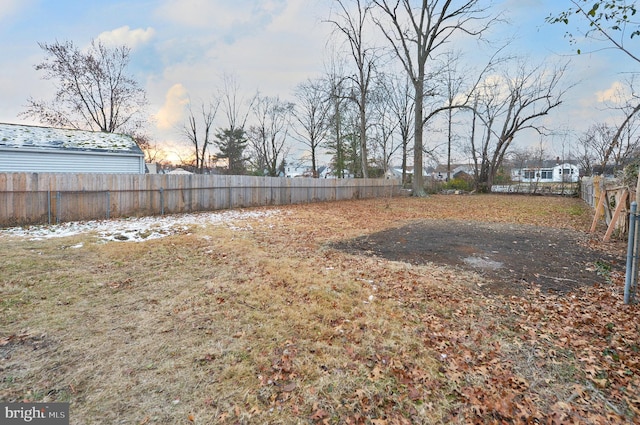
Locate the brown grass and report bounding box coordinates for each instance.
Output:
[0,194,634,424]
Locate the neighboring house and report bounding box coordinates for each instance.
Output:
[284,155,323,178]
[0,122,145,174]
[511,160,579,183]
[432,164,475,181]
[319,166,355,178]
[145,162,159,174]
[167,167,192,175]
[385,167,403,179]
[285,163,310,178]
[401,165,431,178]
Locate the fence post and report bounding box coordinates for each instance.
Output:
[56,191,61,224]
[47,190,51,225]
[160,187,164,215]
[106,191,111,219]
[625,201,638,304]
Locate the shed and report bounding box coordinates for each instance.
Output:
[0,122,145,173]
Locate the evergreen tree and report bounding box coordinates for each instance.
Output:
[216,128,248,175]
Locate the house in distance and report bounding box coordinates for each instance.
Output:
[511,158,579,183]
[0,122,145,174]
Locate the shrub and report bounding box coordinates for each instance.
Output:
[443,177,473,191]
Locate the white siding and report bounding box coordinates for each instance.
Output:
[512,163,579,183]
[0,148,144,173]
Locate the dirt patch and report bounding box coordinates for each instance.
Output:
[332,219,625,296]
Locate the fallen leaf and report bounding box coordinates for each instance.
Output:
[408,386,421,401]
[591,378,608,388]
[282,382,297,392]
[311,409,329,420]
[370,365,383,380]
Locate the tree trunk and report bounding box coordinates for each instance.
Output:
[447,106,452,181]
[360,106,368,178]
[311,148,318,178]
[412,77,425,196]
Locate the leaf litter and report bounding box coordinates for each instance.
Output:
[0,194,638,424]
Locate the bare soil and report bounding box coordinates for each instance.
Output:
[332,219,626,296]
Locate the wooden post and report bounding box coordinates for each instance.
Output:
[604,189,628,242]
[636,165,640,203]
[590,187,607,233]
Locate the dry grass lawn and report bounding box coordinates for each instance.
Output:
[1,194,638,424]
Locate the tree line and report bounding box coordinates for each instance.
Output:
[20,1,639,194]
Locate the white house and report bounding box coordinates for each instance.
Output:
[0,122,145,174]
[385,167,403,180]
[285,163,311,178]
[511,161,579,183]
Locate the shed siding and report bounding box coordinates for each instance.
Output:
[0,149,144,174]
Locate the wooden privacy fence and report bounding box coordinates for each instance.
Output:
[0,173,401,227]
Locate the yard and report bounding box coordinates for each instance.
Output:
[1,194,638,424]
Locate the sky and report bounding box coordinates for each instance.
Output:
[0,0,635,166]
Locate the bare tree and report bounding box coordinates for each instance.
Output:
[292,78,332,177]
[183,99,220,174]
[573,135,595,177]
[215,74,255,175]
[548,1,640,172]
[470,60,569,191]
[439,51,467,181]
[369,75,402,174]
[371,0,494,196]
[327,0,378,178]
[384,74,415,185]
[21,39,147,135]
[597,75,640,169]
[218,74,253,135]
[247,95,294,177]
[134,134,168,165]
[579,121,640,174]
[615,117,640,167]
[323,54,351,178]
[579,123,616,174]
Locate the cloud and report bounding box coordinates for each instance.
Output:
[97,26,156,49]
[0,0,29,21]
[595,81,629,104]
[156,0,250,29]
[155,0,287,41]
[155,84,189,130]
[268,0,323,33]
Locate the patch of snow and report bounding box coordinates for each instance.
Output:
[0,209,280,243]
[0,122,137,152]
[463,256,503,270]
